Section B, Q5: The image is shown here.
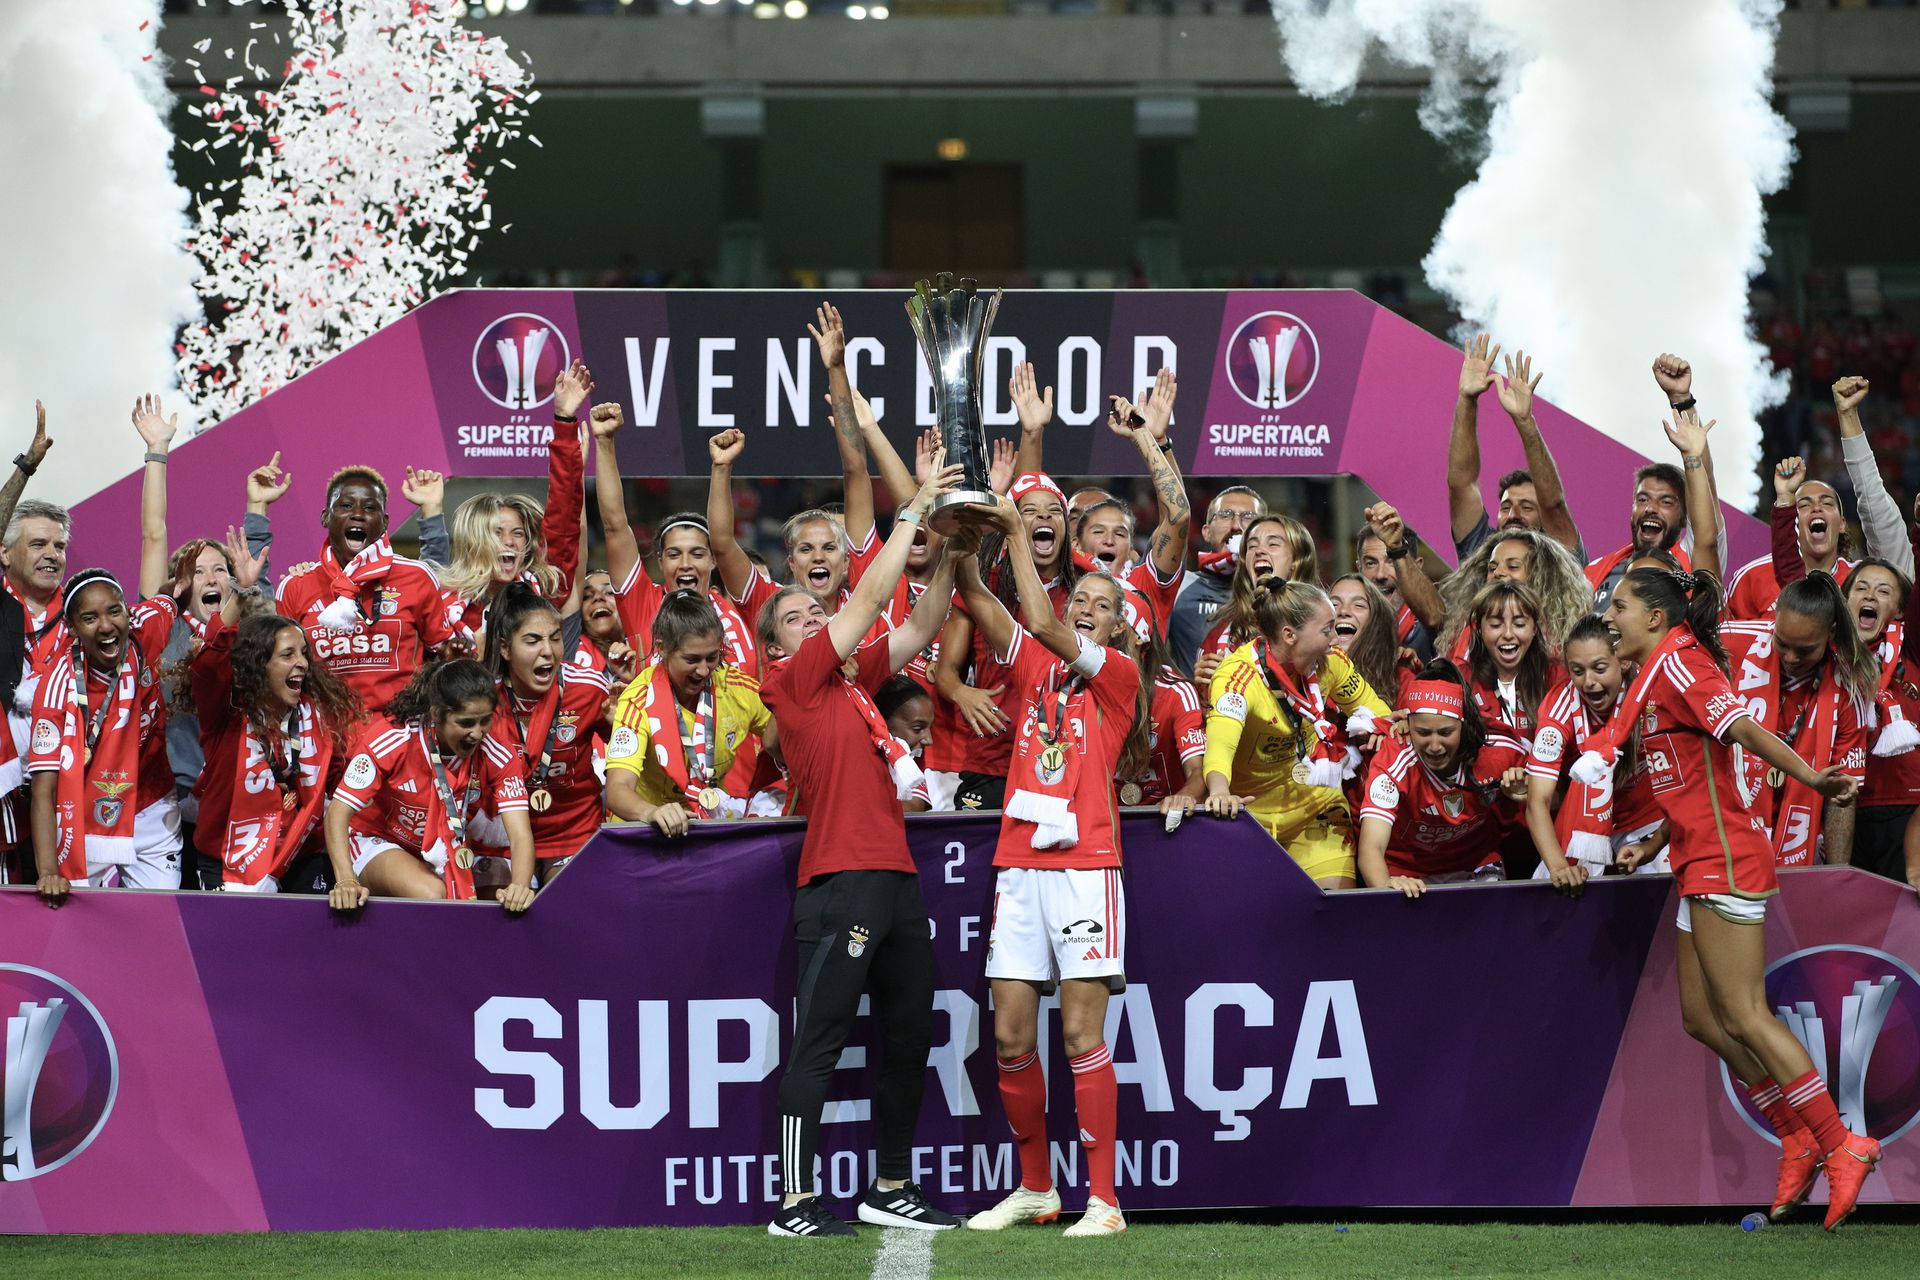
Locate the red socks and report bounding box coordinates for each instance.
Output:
[1746,1076,1812,1142]
[997,1051,1051,1192]
[1070,1043,1118,1204]
[1783,1069,1850,1156]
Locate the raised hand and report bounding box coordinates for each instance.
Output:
[1105,394,1144,440]
[589,402,624,441]
[1364,501,1406,550]
[401,465,444,513]
[1458,333,1500,400]
[25,401,52,467]
[910,450,964,517]
[552,360,593,420]
[224,524,269,591]
[913,428,940,487]
[1138,366,1177,442]
[1495,350,1542,420]
[1652,353,1692,402]
[1774,455,1807,505]
[247,451,292,507]
[988,437,1016,495]
[1009,361,1054,438]
[807,301,847,369]
[850,386,880,434]
[131,393,178,452]
[1662,409,1716,460]
[709,428,745,468]
[1832,375,1869,416]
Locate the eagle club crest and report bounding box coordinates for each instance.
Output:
[847,926,870,958]
[553,710,580,745]
[91,779,134,828]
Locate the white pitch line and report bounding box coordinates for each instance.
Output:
[869,1226,934,1280]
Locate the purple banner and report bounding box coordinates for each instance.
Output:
[4,813,1915,1233]
[69,289,1767,588]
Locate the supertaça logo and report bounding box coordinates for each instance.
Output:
[472,312,571,411]
[1223,311,1320,411]
[1722,944,1920,1147]
[0,964,118,1181]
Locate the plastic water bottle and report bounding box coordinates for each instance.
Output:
[1740,1212,1768,1232]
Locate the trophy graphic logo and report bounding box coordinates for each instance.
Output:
[471,312,571,411]
[1224,311,1321,412]
[1722,944,1920,1147]
[905,274,1003,535]
[1,965,118,1182]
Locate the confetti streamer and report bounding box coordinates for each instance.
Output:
[177,0,533,423]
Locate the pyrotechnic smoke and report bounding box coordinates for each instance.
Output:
[1273,0,1794,508]
[0,0,198,508]
[177,0,535,423]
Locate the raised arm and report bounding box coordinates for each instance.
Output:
[887,538,961,672]
[589,402,644,590]
[0,402,54,540]
[982,500,1078,664]
[1010,361,1053,479]
[853,388,917,514]
[401,466,449,566]
[243,451,291,584]
[1767,456,1807,589]
[705,429,755,600]
[1653,354,1726,557]
[1832,376,1911,576]
[543,363,591,599]
[131,394,177,601]
[1118,367,1191,582]
[954,545,1017,666]
[1365,502,1446,631]
[812,303,875,549]
[1662,408,1722,584]
[218,524,270,628]
[825,456,962,659]
[1449,334,1498,546]
[1493,350,1581,553]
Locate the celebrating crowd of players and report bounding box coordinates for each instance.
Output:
[2,306,1909,1237]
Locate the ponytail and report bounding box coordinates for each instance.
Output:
[1622,567,1728,673]
[1778,573,1880,705]
[1251,575,1331,647]
[388,658,499,726]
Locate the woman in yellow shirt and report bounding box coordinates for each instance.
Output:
[605,591,773,835]
[1193,576,1389,888]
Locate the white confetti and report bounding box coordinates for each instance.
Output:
[177,0,533,422]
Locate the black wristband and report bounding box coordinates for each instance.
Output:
[554,412,578,424]
[12,453,35,476]
[1157,438,1174,454]
[1386,539,1413,560]
[1669,396,1697,413]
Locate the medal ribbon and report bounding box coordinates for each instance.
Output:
[510,684,562,790]
[264,706,304,806]
[423,721,483,896]
[677,686,717,789]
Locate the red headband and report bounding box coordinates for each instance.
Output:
[1009,472,1065,506]
[1403,681,1466,721]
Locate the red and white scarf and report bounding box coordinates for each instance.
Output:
[6,578,67,677]
[1727,629,1850,866]
[412,722,484,900]
[316,537,395,632]
[43,650,146,878]
[1005,660,1095,848]
[638,660,721,814]
[1572,626,1696,786]
[1197,535,1238,579]
[1550,691,1615,870]
[222,701,332,887]
[1260,644,1376,785]
[1871,623,1920,757]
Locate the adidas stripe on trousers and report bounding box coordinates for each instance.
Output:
[776,868,935,1196]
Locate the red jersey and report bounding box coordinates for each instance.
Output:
[846,527,916,632]
[1136,668,1204,804]
[1462,663,1563,746]
[1632,642,1777,896]
[1110,559,1182,645]
[993,628,1140,870]
[762,628,912,885]
[4,579,67,675]
[489,664,610,861]
[1359,733,1527,878]
[613,561,756,676]
[1524,681,1662,834]
[733,528,897,647]
[1865,644,1920,807]
[276,556,462,712]
[25,597,176,810]
[951,577,1073,777]
[335,719,528,854]
[1726,553,1853,621]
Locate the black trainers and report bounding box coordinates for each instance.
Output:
[857,1182,961,1230]
[767,1197,857,1238]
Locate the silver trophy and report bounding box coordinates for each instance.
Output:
[905,273,1003,535]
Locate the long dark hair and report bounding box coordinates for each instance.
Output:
[1620,567,1729,673]
[389,659,500,726]
[1463,579,1554,727]
[1777,573,1880,705]
[236,615,362,747]
[485,581,563,683]
[1411,658,1488,769]
[1328,573,1399,703]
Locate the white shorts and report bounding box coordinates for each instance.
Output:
[348,832,445,877]
[80,796,182,890]
[1676,893,1768,932]
[985,865,1126,994]
[1529,818,1672,879]
[921,769,961,813]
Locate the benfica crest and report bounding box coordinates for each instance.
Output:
[91,780,134,828]
[553,710,580,745]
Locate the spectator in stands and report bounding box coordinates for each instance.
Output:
[1168,485,1264,675]
[1357,662,1530,896]
[1447,336,1583,562]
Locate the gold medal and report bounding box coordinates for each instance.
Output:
[697,786,726,814]
[528,786,553,814]
[1766,766,1785,789]
[1118,781,1143,806]
[454,845,476,871]
[1292,759,1315,786]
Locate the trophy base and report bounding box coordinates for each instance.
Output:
[926,490,1002,537]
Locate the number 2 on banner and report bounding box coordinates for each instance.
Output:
[944,841,966,884]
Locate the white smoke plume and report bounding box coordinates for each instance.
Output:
[1274,0,1794,509]
[0,0,199,508]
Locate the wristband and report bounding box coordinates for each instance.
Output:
[1386,539,1413,560]
[1157,438,1174,454]
[554,412,578,424]
[143,452,168,464]
[12,453,35,476]
[1669,396,1696,413]
[899,509,924,528]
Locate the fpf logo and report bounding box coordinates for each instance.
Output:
[1223,311,1320,411]
[1722,944,1920,1147]
[0,965,118,1181]
[471,312,571,411]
